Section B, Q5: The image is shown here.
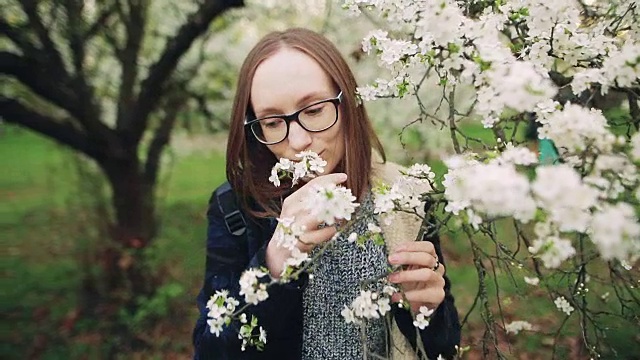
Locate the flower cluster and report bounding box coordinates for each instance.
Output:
[413,306,435,330]
[554,296,575,316]
[528,235,576,269]
[206,290,239,336]
[372,163,433,217]
[269,151,327,187]
[273,217,309,271]
[304,182,359,226]
[443,158,537,224]
[239,268,269,305]
[537,104,617,154]
[589,203,640,261]
[505,320,535,335]
[341,286,396,324]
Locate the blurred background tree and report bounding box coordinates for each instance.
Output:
[1,0,244,354]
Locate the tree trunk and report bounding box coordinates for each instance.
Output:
[93,156,159,321]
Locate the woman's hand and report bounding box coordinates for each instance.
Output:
[265,172,348,278]
[387,241,446,313]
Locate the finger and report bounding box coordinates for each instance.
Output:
[294,213,325,231]
[306,172,348,187]
[281,173,348,213]
[391,287,445,310]
[296,226,337,251]
[388,251,437,268]
[388,267,443,285]
[392,241,436,258]
[295,173,348,198]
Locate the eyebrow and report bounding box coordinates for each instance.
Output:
[254,91,333,118]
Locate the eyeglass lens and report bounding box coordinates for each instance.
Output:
[251,101,337,144]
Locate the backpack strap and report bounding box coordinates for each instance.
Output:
[214,182,247,237]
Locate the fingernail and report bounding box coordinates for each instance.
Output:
[337,173,347,181]
[388,254,399,263]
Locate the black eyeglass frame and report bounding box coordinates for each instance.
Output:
[244,91,343,145]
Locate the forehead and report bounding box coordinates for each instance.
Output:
[250,48,334,111]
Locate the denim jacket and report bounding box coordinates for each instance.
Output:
[192,183,461,359]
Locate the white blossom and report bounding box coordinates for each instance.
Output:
[207,317,225,336]
[341,305,357,324]
[554,296,575,316]
[532,165,599,233]
[406,163,436,180]
[259,327,267,344]
[524,276,540,286]
[528,236,576,268]
[351,290,380,319]
[631,132,640,161]
[475,61,557,128]
[205,290,241,336]
[600,41,640,92]
[367,223,382,234]
[490,144,538,166]
[413,306,435,329]
[538,104,616,154]
[505,320,535,334]
[269,151,326,187]
[342,290,393,324]
[590,203,640,261]
[239,268,269,305]
[304,183,359,225]
[444,161,537,223]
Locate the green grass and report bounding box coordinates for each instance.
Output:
[1,125,226,359]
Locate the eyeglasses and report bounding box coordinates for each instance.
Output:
[245,91,343,145]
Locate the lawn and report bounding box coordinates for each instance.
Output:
[1,124,637,359]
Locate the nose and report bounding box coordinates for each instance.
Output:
[287,120,312,151]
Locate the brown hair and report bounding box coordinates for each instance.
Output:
[226,28,385,218]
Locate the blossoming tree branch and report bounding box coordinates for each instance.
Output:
[344,0,639,358]
[207,0,639,358]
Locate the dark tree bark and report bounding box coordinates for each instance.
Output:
[0,0,243,350]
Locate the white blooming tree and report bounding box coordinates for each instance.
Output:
[341,0,639,358]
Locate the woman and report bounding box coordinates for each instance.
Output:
[193,28,461,359]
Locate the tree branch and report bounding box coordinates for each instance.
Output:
[627,90,640,131]
[1,51,112,140]
[129,0,244,144]
[115,0,146,136]
[0,51,78,117]
[0,17,39,57]
[62,0,103,136]
[19,0,69,78]
[0,96,104,161]
[144,94,187,184]
[62,0,87,74]
[84,2,119,40]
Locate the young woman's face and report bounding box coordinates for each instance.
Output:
[250,48,345,174]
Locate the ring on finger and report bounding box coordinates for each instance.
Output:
[433,259,440,272]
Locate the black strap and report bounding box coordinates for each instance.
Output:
[215,182,247,237]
